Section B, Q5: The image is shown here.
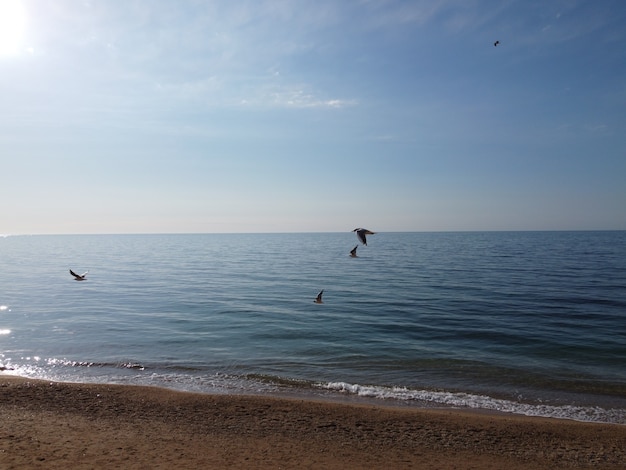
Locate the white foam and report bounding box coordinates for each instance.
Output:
[320,382,626,424]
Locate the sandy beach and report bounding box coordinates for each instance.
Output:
[1,376,625,469]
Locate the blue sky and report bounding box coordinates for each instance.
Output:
[1,0,625,234]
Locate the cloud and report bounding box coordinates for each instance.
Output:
[151,71,356,110]
[240,85,357,109]
[154,76,223,99]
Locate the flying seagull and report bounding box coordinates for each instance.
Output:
[314,290,324,304]
[70,269,88,281]
[353,228,375,246]
[494,40,500,47]
[349,245,358,257]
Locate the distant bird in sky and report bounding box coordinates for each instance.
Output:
[349,245,358,257]
[494,40,500,47]
[70,269,88,281]
[314,290,324,304]
[353,228,375,246]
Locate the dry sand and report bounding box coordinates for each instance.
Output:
[1,376,625,469]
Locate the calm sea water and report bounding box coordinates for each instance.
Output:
[1,232,625,423]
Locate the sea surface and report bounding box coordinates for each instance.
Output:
[1,231,625,424]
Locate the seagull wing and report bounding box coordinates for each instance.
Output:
[353,228,375,245]
[70,269,88,279]
[357,230,367,245]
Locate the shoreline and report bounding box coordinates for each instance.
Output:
[2,376,626,469]
[4,369,624,425]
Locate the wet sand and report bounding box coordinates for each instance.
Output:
[1,376,625,469]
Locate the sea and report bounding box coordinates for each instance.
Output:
[1,231,625,424]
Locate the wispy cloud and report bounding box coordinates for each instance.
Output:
[153,76,223,100]
[10,0,361,117]
[152,72,356,110]
[243,85,357,109]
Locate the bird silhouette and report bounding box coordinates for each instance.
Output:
[70,269,88,281]
[353,228,375,246]
[314,290,324,304]
[494,40,500,47]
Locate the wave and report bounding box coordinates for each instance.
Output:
[1,357,147,375]
[3,359,625,424]
[319,382,626,424]
[46,358,146,370]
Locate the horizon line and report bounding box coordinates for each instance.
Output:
[3,229,625,237]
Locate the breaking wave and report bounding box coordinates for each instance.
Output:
[319,382,626,424]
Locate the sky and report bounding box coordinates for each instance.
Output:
[1,0,625,234]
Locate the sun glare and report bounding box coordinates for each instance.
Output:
[0,0,27,56]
